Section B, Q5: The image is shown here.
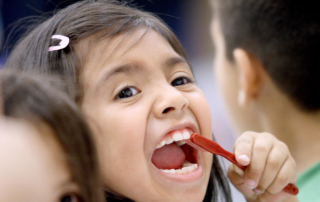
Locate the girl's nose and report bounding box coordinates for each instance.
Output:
[153,86,189,118]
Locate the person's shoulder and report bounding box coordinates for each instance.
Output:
[297,161,320,202]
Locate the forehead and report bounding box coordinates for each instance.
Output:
[80,28,185,88]
[82,28,177,66]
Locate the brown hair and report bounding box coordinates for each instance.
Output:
[5,1,231,201]
[0,70,105,202]
[6,0,187,104]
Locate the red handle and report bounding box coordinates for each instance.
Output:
[189,133,299,195]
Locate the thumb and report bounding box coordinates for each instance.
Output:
[228,164,254,199]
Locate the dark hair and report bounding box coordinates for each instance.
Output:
[5,0,187,104]
[0,70,105,202]
[214,0,320,111]
[5,1,231,201]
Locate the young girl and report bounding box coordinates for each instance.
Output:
[0,70,105,202]
[5,1,297,201]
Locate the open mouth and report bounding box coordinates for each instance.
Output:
[151,129,199,175]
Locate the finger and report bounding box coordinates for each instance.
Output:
[234,131,255,166]
[228,164,255,198]
[283,195,299,202]
[228,164,244,185]
[266,156,297,195]
[257,191,290,202]
[254,142,289,194]
[233,164,244,177]
[244,134,273,189]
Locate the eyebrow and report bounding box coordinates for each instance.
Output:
[164,56,189,68]
[97,56,190,90]
[101,63,143,82]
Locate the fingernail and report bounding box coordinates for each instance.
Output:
[238,154,250,161]
[246,179,256,189]
[253,188,263,194]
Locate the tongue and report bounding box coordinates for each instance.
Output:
[152,143,186,169]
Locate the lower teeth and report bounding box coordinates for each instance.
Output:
[160,161,198,175]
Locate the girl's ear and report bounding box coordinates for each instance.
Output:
[233,48,263,106]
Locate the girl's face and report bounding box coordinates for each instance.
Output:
[81,29,213,201]
[0,119,81,202]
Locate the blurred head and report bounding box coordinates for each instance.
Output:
[6,1,230,201]
[0,70,104,202]
[210,0,320,134]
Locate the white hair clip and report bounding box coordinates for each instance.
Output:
[48,35,70,52]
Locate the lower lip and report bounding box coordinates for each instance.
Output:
[153,153,204,182]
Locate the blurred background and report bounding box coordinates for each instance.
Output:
[0,0,244,201]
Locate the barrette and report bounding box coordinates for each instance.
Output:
[48,35,70,52]
[185,133,299,195]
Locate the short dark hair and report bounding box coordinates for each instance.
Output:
[214,0,320,111]
[5,1,231,201]
[0,70,105,202]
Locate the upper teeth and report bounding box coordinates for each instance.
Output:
[156,129,192,149]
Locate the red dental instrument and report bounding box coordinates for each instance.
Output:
[186,133,299,196]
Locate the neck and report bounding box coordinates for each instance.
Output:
[259,97,320,174]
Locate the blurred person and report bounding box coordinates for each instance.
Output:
[0,70,105,202]
[210,0,320,201]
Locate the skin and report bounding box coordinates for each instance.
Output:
[0,118,81,202]
[81,29,213,201]
[211,10,299,202]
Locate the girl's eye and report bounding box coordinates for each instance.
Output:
[116,86,140,99]
[60,194,83,202]
[171,77,193,86]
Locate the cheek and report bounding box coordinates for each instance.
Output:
[188,91,212,139]
[215,57,231,96]
[214,57,263,135]
[83,101,150,188]
[214,58,239,116]
[91,105,146,160]
[187,92,213,188]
